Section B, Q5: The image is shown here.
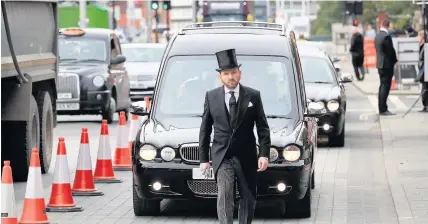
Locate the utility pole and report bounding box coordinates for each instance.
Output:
[112,0,116,29]
[79,0,87,28]
[154,10,159,43]
[147,1,152,42]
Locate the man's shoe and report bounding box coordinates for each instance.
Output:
[419,107,428,112]
[380,111,396,115]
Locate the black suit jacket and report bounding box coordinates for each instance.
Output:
[350,32,365,65]
[375,30,398,69]
[199,84,271,197]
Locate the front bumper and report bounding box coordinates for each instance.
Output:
[316,111,344,136]
[133,160,310,201]
[56,90,110,115]
[130,88,154,101]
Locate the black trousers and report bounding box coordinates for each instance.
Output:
[378,68,394,113]
[352,58,365,80]
[422,82,428,108]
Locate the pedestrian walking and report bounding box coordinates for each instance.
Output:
[416,30,428,112]
[374,19,398,115]
[350,27,365,80]
[199,48,271,224]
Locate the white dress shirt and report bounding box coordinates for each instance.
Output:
[380,27,388,34]
[224,84,240,112]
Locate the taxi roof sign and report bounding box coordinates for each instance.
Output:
[62,28,85,36]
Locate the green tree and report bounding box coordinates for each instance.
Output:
[358,1,416,29]
[311,1,342,36]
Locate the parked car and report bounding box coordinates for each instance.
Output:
[57,28,131,123]
[129,22,322,218]
[297,43,353,147]
[121,43,166,101]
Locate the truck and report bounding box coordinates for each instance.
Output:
[1,0,58,182]
[287,16,311,39]
[201,0,249,22]
[59,2,111,29]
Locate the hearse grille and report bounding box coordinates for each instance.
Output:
[187,180,239,196]
[179,143,211,163]
[57,74,80,99]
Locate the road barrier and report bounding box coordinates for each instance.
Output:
[363,39,377,69]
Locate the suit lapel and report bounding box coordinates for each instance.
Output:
[236,85,250,128]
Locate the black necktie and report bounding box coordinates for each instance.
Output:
[229,91,237,129]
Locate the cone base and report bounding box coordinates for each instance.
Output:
[113,166,132,171]
[94,178,122,183]
[72,190,104,196]
[46,206,83,213]
[2,217,18,224]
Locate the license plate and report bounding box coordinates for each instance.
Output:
[58,93,72,99]
[57,103,79,110]
[192,168,214,180]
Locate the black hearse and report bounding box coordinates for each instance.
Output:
[130,22,323,218]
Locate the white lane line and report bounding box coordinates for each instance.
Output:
[389,95,408,110]
[368,95,379,112]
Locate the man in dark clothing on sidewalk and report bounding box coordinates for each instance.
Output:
[374,19,398,115]
[417,30,428,112]
[350,29,365,80]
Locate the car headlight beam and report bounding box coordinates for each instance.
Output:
[139,144,157,161]
[93,75,105,87]
[327,100,340,111]
[160,147,176,161]
[282,145,301,162]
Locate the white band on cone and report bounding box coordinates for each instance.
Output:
[76,143,92,170]
[53,155,71,184]
[24,167,45,199]
[1,183,16,217]
[116,126,129,148]
[97,135,112,160]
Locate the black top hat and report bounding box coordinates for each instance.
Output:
[215,49,241,72]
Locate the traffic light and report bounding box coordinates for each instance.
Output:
[354,1,363,15]
[353,19,359,26]
[162,0,171,10]
[151,0,159,10]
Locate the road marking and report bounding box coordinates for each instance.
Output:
[406,95,420,99]
[367,95,379,112]
[389,96,408,110]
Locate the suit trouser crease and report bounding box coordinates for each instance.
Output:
[378,69,393,113]
[217,157,256,224]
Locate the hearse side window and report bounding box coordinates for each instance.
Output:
[154,55,297,118]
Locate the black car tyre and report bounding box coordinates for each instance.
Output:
[311,171,315,189]
[329,123,345,147]
[133,181,160,216]
[284,177,312,218]
[102,97,116,124]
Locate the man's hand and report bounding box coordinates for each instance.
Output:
[257,157,269,172]
[200,162,210,171]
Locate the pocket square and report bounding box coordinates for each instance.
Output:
[248,102,253,107]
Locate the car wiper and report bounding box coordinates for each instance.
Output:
[59,58,79,63]
[75,59,105,63]
[191,115,202,117]
[266,115,290,119]
[307,81,332,84]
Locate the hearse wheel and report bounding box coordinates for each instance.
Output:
[133,180,161,216]
[284,177,312,218]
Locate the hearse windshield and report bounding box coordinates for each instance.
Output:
[59,36,108,63]
[153,55,297,121]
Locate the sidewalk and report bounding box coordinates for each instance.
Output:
[339,61,422,96]
[379,113,428,223]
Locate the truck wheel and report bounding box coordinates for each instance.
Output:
[10,95,40,182]
[36,91,53,174]
[133,181,160,216]
[102,97,116,124]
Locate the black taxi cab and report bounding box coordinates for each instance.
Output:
[57,28,131,123]
[129,22,322,218]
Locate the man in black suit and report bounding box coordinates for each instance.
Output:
[199,49,271,224]
[374,19,398,115]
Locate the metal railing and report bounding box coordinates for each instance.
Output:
[178,21,286,36]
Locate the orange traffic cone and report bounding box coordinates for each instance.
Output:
[144,97,151,111]
[19,148,49,224]
[72,128,104,196]
[391,77,397,90]
[46,138,83,212]
[113,112,132,171]
[1,161,18,224]
[93,120,122,183]
[128,114,140,154]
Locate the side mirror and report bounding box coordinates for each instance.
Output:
[111,55,126,65]
[130,100,149,116]
[339,72,353,83]
[304,101,325,117]
[332,57,340,63]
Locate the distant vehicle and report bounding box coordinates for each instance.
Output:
[57,28,131,123]
[121,43,166,101]
[130,21,320,219]
[297,43,353,147]
[202,0,249,22]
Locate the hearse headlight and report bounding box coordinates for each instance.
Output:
[269,148,279,162]
[160,147,175,161]
[139,144,157,160]
[282,145,301,162]
[327,100,339,112]
[93,75,105,87]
